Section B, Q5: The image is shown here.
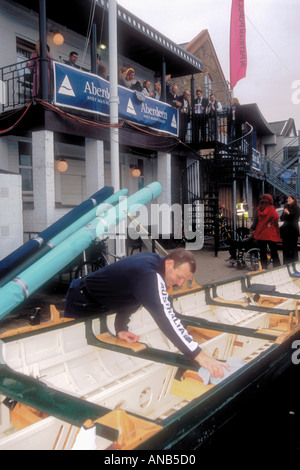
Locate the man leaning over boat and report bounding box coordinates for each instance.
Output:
[64,248,230,379]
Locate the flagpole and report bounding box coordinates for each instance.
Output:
[109,0,120,192]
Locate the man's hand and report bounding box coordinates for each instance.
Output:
[117,331,140,343]
[195,350,230,379]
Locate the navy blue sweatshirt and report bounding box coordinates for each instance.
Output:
[80,252,201,359]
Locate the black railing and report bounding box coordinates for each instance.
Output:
[1,60,235,145]
[1,59,33,111]
[0,58,54,112]
[182,124,254,253]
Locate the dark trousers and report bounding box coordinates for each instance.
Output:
[256,240,281,269]
[64,278,103,318]
[229,237,254,259]
[193,114,206,142]
[179,113,189,142]
[281,232,298,264]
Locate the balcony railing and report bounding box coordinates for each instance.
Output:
[1,58,34,111]
[1,59,238,148]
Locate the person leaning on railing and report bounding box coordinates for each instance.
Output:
[27,40,53,99]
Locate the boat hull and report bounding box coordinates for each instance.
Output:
[0,263,300,450]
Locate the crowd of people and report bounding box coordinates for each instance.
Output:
[27,41,234,145]
[226,194,300,268]
[116,64,239,143]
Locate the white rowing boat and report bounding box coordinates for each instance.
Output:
[0,262,299,450]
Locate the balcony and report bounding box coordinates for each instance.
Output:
[0,59,248,152]
[0,58,36,111]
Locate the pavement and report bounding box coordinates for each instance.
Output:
[192,246,245,286]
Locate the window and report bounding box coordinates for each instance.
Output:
[16,37,35,61]
[19,141,33,208]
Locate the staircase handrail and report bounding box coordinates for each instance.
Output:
[267,135,299,163]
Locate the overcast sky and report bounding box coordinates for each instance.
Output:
[117,0,300,131]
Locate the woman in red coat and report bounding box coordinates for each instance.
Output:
[253,194,281,269]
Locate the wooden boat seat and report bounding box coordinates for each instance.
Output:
[89,409,162,450]
[96,332,147,352]
[171,371,214,400]
[257,296,288,307]
[246,266,300,298]
[0,305,73,339]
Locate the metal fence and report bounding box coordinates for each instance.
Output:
[0,58,54,112]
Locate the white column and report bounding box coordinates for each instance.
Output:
[157,152,172,205]
[0,137,9,170]
[85,138,105,196]
[155,152,172,237]
[32,130,55,230]
[0,173,23,258]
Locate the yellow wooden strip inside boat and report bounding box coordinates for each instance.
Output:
[171,374,214,400]
[168,277,200,295]
[257,297,288,307]
[10,402,48,430]
[0,305,73,339]
[186,326,222,344]
[90,410,162,450]
[96,332,147,352]
[275,322,300,344]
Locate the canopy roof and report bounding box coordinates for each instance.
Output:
[13,0,203,77]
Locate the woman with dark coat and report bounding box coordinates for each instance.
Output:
[253,194,281,269]
[280,196,300,264]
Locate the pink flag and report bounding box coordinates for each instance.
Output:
[230,0,247,88]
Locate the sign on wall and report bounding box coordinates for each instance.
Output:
[53,62,178,137]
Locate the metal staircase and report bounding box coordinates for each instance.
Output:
[181,129,300,253]
[260,136,300,198]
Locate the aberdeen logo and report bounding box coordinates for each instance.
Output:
[126,98,137,116]
[58,75,75,97]
[171,115,177,129]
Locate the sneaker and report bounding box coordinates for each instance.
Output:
[225,256,235,262]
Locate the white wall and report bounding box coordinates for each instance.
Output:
[0,0,91,70]
[0,173,23,259]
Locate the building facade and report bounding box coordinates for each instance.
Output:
[0,0,298,261]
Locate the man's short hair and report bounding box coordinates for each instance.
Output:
[166,248,196,273]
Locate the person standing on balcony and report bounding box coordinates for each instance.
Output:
[206,94,222,141]
[253,194,281,269]
[280,196,300,264]
[27,40,53,99]
[97,55,107,80]
[179,90,191,143]
[228,97,242,141]
[118,66,127,87]
[193,89,208,142]
[166,85,182,109]
[142,80,153,97]
[152,81,161,100]
[65,51,79,67]
[124,68,143,91]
